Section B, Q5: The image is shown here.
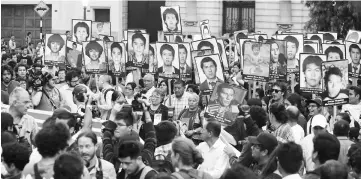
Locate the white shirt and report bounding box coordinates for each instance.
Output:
[342,103,361,127]
[291,124,305,144]
[59,84,77,113]
[283,174,303,179]
[197,138,230,179]
[300,134,315,172]
[145,86,156,100]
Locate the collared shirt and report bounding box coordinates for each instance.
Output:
[164,92,190,121]
[291,124,305,144]
[88,158,116,179]
[283,174,302,179]
[300,134,315,172]
[197,138,230,179]
[337,136,354,165]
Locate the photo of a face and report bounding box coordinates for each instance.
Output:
[268,40,287,80]
[322,44,346,61]
[178,43,192,74]
[243,42,271,81]
[299,53,326,93]
[321,60,349,106]
[161,6,182,34]
[304,43,318,54]
[156,42,179,78]
[276,34,304,72]
[127,32,149,66]
[195,54,225,91]
[107,42,126,75]
[82,40,107,74]
[191,38,220,55]
[92,22,111,39]
[72,19,92,44]
[345,30,361,43]
[191,50,206,84]
[44,34,67,66]
[66,40,82,68]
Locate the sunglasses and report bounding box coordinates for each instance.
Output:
[271,89,281,93]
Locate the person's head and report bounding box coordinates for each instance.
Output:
[197,41,214,53]
[201,56,217,80]
[1,131,17,146]
[324,66,343,98]
[221,163,259,179]
[33,63,43,73]
[349,44,361,65]
[186,84,199,94]
[15,63,27,78]
[178,44,188,65]
[49,108,77,134]
[200,120,221,141]
[249,106,268,129]
[72,42,77,50]
[111,42,123,64]
[348,145,361,175]
[216,83,235,107]
[77,130,98,166]
[348,86,361,104]
[269,102,288,125]
[118,141,144,175]
[143,74,155,90]
[333,120,350,137]
[124,82,136,97]
[1,65,13,84]
[163,8,179,31]
[149,45,155,63]
[58,68,66,83]
[72,84,88,104]
[10,35,15,40]
[302,55,322,88]
[312,132,340,165]
[96,22,104,31]
[306,98,323,116]
[1,112,14,132]
[97,75,112,91]
[261,96,270,112]
[16,77,27,90]
[35,122,70,158]
[150,88,165,106]
[188,92,199,109]
[309,114,328,135]
[251,43,260,56]
[158,80,168,94]
[335,112,351,124]
[113,107,135,139]
[320,160,349,179]
[255,88,264,99]
[66,68,81,87]
[271,41,280,62]
[231,62,241,74]
[171,137,204,168]
[155,121,177,146]
[74,22,90,43]
[284,36,299,60]
[248,132,278,162]
[271,82,287,101]
[276,142,303,175]
[42,72,56,89]
[11,53,17,61]
[47,34,65,53]
[286,106,300,123]
[173,80,186,98]
[132,33,146,55]
[21,47,28,55]
[9,87,32,116]
[54,152,84,179]
[85,41,103,61]
[160,44,175,66]
[284,93,302,109]
[2,142,30,174]
[325,46,343,61]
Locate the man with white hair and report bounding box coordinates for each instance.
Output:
[8,87,39,148]
[143,74,156,99]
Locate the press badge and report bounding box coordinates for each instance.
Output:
[154,114,162,125]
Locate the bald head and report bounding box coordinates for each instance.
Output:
[286,106,300,122]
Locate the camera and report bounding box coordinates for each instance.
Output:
[132,90,148,111]
[30,71,44,91]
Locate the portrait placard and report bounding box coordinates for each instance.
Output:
[306,33,323,45]
[82,40,107,74]
[148,43,157,74]
[299,53,326,93]
[225,44,236,68]
[321,43,346,61]
[205,82,247,126]
[178,42,192,81]
[238,38,256,69]
[321,60,349,106]
[191,38,220,56]
[156,42,180,79]
[160,6,182,34]
[65,40,82,69]
[216,39,229,71]
[268,40,287,81]
[304,43,319,54]
[276,34,304,74]
[124,29,147,41]
[174,34,184,43]
[72,19,92,44]
[345,30,361,43]
[318,31,337,42]
[242,41,271,81]
[195,54,225,93]
[92,21,111,39]
[127,32,150,69]
[191,50,207,84]
[345,41,361,78]
[44,34,67,67]
[107,42,126,76]
[200,19,211,39]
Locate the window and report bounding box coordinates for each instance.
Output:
[94,9,110,22]
[222,1,255,34]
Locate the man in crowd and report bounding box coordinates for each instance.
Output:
[277,142,303,179]
[341,86,361,125]
[286,106,305,144]
[18,47,32,66]
[1,65,20,100]
[270,82,287,104]
[284,35,300,70]
[96,75,114,120]
[2,142,30,179]
[197,121,230,179]
[53,152,85,179]
[164,80,190,120]
[143,74,156,100]
[199,56,223,91]
[60,68,81,113]
[302,55,323,89]
[305,97,326,135]
[348,44,361,77]
[55,68,67,89]
[333,120,354,165]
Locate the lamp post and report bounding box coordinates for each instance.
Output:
[82,0,88,20]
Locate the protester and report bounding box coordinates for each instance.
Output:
[53,152,86,179]
[269,102,295,143]
[319,160,349,179]
[164,80,190,120]
[276,142,303,179]
[333,120,354,165]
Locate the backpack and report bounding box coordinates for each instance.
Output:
[171,169,205,179]
[151,153,175,174]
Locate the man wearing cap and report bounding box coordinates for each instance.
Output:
[305,97,325,135]
[300,114,328,172]
[333,120,354,165]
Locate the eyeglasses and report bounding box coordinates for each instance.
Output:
[271,89,281,93]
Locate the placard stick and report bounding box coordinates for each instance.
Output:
[248,80,252,100]
[291,77,295,93]
[263,82,266,92]
[333,105,337,120]
[96,74,100,93]
[252,80,257,98]
[168,79,172,106]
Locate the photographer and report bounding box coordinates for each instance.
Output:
[31,72,63,111]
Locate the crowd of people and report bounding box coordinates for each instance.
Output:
[1,31,361,179]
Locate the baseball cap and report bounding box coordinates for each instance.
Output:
[306,97,322,106]
[247,98,262,107]
[311,114,328,128]
[248,133,278,153]
[73,84,87,95]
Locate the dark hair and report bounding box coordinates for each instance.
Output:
[118,141,143,159]
[269,103,288,124]
[217,42,223,56]
[302,55,322,72]
[221,163,259,179]
[115,108,134,126]
[160,43,175,57]
[155,121,177,146]
[200,56,217,70]
[333,120,350,137]
[85,41,103,59]
[51,110,77,129]
[175,36,183,43]
[349,146,361,174]
[132,32,146,45]
[186,84,200,95]
[323,33,335,41]
[325,46,343,59]
[206,121,221,137]
[1,112,14,132]
[286,93,302,109]
[236,32,247,40]
[173,79,186,87]
[272,82,287,95]
[336,113,351,124]
[284,35,299,49]
[1,65,14,79]
[1,131,17,146]
[256,88,265,99]
[41,72,54,86]
[277,142,303,174]
[178,44,188,54]
[73,22,90,40]
[162,8,179,25]
[310,35,322,44]
[2,142,30,171]
[15,63,27,73]
[250,106,268,128]
[111,42,123,56]
[313,132,340,164]
[35,122,71,158]
[304,45,316,53]
[65,68,81,82]
[149,45,155,55]
[197,41,214,52]
[324,66,343,92]
[77,130,97,145]
[172,137,204,166]
[349,86,361,100]
[54,152,84,179]
[47,34,65,51]
[320,160,348,179]
[349,44,361,53]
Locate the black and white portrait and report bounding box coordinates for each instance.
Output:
[243,42,271,81]
[321,60,349,106]
[44,34,67,66]
[65,40,82,68]
[191,38,220,55]
[318,31,337,42]
[345,41,361,78]
[191,50,206,84]
[276,34,304,73]
[107,42,126,76]
[72,19,92,44]
[322,43,346,61]
[238,38,256,68]
[304,42,318,54]
[161,6,182,34]
[195,54,225,91]
[217,39,229,70]
[124,29,147,41]
[345,30,361,43]
[156,42,179,79]
[92,22,111,39]
[178,43,192,79]
[307,33,323,45]
[174,34,184,43]
[267,39,287,80]
[225,44,236,68]
[127,32,149,68]
[82,40,107,74]
[299,53,326,93]
[148,43,157,73]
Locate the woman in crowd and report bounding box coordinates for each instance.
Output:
[123,82,136,104]
[142,88,169,124]
[269,102,295,143]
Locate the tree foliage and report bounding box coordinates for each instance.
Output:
[305,1,361,39]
